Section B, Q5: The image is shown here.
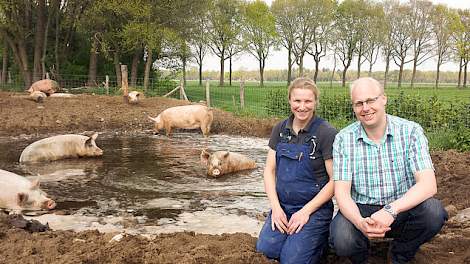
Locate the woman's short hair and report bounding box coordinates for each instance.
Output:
[288,77,320,106]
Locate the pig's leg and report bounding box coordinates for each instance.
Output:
[165,123,172,137]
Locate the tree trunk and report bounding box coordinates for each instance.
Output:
[298,55,304,77]
[219,54,224,86]
[458,57,463,88]
[198,50,203,86]
[1,39,8,84]
[435,59,441,89]
[342,68,347,88]
[33,0,46,81]
[464,61,468,88]
[229,56,232,86]
[259,58,264,87]
[143,48,152,91]
[4,35,31,88]
[398,61,404,88]
[384,53,391,89]
[87,39,98,87]
[182,57,187,86]
[130,48,140,87]
[54,0,60,80]
[114,51,122,87]
[313,58,320,83]
[287,45,292,85]
[411,58,418,89]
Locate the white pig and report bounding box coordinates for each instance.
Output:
[19,133,103,163]
[0,169,56,214]
[128,91,143,104]
[27,79,59,95]
[29,91,47,103]
[200,149,257,177]
[148,104,213,137]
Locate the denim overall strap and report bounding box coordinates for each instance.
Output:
[275,117,325,216]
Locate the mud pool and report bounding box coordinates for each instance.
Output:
[0,133,270,236]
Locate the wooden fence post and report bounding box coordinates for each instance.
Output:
[121,65,129,103]
[240,79,245,109]
[180,79,184,100]
[105,75,109,95]
[205,80,211,107]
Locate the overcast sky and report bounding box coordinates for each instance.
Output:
[199,0,470,73]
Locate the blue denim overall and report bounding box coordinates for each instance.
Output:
[257,117,334,264]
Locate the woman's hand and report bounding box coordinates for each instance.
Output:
[286,208,310,235]
[271,206,288,233]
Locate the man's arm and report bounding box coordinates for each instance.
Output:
[371,169,437,227]
[336,180,390,238]
[263,148,288,233]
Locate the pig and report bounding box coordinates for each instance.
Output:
[29,91,47,103]
[49,93,76,98]
[148,104,213,137]
[19,132,103,163]
[128,91,143,104]
[27,79,60,95]
[200,149,257,177]
[0,169,56,214]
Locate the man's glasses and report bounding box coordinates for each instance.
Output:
[353,95,381,108]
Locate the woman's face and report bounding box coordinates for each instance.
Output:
[289,88,316,123]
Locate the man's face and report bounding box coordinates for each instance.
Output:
[289,88,316,123]
[351,82,387,130]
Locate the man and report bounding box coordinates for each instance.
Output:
[329,77,447,264]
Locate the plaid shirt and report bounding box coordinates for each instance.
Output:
[333,114,434,205]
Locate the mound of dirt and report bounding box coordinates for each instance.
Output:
[0,91,469,263]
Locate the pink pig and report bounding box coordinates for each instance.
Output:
[200,149,257,177]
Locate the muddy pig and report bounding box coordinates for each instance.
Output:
[128,91,143,104]
[19,132,103,163]
[200,149,257,177]
[29,91,47,103]
[148,104,213,137]
[27,79,60,95]
[0,169,56,214]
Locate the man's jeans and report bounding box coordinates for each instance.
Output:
[329,198,448,264]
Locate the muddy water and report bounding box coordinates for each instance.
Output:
[0,133,270,236]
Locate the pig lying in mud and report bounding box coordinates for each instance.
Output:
[0,169,56,214]
[128,91,143,104]
[27,79,60,95]
[200,149,257,177]
[148,104,213,137]
[19,132,103,163]
[29,91,47,103]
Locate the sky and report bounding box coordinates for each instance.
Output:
[198,0,470,73]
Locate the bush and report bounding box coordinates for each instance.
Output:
[265,88,290,117]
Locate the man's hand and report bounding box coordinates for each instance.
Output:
[370,209,395,228]
[286,208,310,235]
[271,207,288,233]
[357,217,390,238]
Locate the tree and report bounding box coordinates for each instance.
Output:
[381,0,398,88]
[454,9,470,88]
[333,0,362,87]
[241,0,278,87]
[271,0,297,84]
[432,5,459,88]
[189,9,211,86]
[305,0,336,82]
[207,0,242,86]
[390,3,414,88]
[407,0,434,88]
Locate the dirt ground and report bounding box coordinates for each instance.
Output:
[0,91,469,264]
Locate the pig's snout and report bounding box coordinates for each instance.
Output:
[96,148,103,156]
[211,169,221,176]
[44,199,56,210]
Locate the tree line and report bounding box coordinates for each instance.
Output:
[0,0,468,89]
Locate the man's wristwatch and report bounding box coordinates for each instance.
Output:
[383,204,397,219]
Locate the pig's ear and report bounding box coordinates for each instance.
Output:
[223,151,230,159]
[90,132,98,141]
[200,149,210,165]
[17,192,29,206]
[30,178,40,190]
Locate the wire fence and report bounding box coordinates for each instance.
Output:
[2,74,469,134]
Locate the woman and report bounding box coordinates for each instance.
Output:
[256,77,337,264]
